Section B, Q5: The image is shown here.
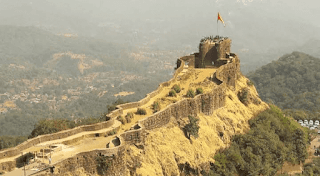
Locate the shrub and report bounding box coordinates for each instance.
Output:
[238,88,249,105]
[169,90,177,97]
[125,112,134,123]
[107,99,128,113]
[117,116,126,124]
[16,152,35,168]
[136,108,147,115]
[126,112,134,119]
[172,84,181,93]
[152,101,161,113]
[186,89,195,98]
[184,115,200,139]
[108,129,117,135]
[196,88,203,95]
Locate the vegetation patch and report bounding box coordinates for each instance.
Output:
[136,108,147,115]
[186,89,195,98]
[152,101,161,113]
[117,116,126,124]
[206,105,308,176]
[184,115,200,139]
[0,136,28,150]
[168,90,177,97]
[238,88,249,105]
[16,152,35,168]
[125,112,134,123]
[196,88,203,95]
[107,99,129,113]
[108,129,117,136]
[172,84,181,93]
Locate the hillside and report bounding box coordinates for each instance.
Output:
[125,75,269,176]
[247,51,320,112]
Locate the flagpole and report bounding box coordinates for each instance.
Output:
[217,20,218,36]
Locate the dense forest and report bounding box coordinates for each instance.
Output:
[247,51,320,113]
[202,105,309,176]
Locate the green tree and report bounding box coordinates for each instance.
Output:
[184,115,200,139]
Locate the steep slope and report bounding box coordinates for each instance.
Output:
[125,75,268,175]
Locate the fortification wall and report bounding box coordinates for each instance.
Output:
[120,126,145,145]
[198,42,216,68]
[215,56,240,89]
[46,147,125,176]
[216,38,231,58]
[0,119,115,160]
[0,160,15,173]
[35,136,126,176]
[180,55,195,68]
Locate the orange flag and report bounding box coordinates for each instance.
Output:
[217,12,225,27]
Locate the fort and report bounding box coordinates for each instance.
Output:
[0,36,265,176]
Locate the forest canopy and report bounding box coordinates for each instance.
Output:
[248,51,320,113]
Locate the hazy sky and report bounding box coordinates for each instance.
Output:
[1,0,319,68]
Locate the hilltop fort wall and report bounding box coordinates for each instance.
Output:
[34,55,239,175]
[0,36,241,175]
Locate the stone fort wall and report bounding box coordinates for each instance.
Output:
[51,55,240,176]
[0,52,240,175]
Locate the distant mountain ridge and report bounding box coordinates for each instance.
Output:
[0,25,127,74]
